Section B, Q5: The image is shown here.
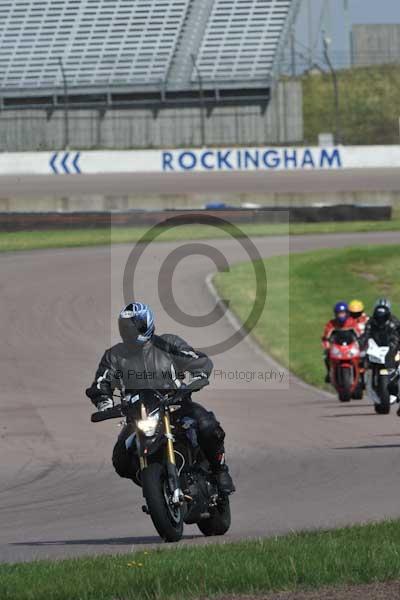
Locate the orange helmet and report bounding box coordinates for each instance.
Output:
[349,299,365,317]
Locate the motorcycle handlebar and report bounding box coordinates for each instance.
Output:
[91,405,123,423]
[90,388,194,423]
[160,382,209,405]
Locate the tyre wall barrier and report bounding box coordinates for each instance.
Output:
[0,205,391,232]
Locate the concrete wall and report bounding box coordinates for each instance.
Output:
[352,24,400,66]
[0,81,303,151]
[1,145,399,176]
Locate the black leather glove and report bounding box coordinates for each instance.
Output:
[185,375,209,393]
[95,398,114,412]
[86,387,112,409]
[163,389,187,407]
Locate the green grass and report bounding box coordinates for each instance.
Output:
[3,520,400,600]
[215,245,400,389]
[302,64,400,145]
[0,224,286,252]
[1,219,400,253]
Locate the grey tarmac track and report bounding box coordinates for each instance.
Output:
[1,168,400,197]
[1,231,400,564]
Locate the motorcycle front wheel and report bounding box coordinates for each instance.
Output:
[374,374,390,415]
[141,463,183,542]
[338,368,352,402]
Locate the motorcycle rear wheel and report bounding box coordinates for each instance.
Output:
[142,463,183,543]
[197,496,231,537]
[352,382,364,400]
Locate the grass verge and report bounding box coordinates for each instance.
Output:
[214,244,400,389]
[3,520,400,600]
[303,64,400,145]
[1,220,400,253]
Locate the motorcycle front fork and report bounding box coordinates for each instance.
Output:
[138,414,184,507]
[164,414,184,505]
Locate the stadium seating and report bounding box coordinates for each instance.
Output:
[0,0,190,89]
[0,0,298,100]
[194,0,292,83]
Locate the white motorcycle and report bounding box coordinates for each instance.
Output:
[366,338,398,414]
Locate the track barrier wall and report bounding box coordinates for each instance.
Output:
[1,145,400,176]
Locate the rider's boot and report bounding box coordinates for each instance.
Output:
[388,369,399,398]
[387,369,400,416]
[211,452,235,495]
[324,354,330,383]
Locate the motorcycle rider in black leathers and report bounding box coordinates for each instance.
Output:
[362,299,400,402]
[86,302,235,494]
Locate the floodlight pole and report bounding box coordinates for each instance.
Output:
[307,0,313,69]
[191,53,206,148]
[343,0,352,66]
[323,34,341,144]
[290,27,296,77]
[58,57,70,150]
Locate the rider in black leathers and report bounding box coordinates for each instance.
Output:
[86,302,235,494]
[361,299,400,401]
[362,300,400,367]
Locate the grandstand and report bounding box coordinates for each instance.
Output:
[0,0,301,109]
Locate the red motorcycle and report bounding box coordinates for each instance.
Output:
[328,330,363,402]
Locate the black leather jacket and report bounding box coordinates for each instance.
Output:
[86,334,213,405]
[362,316,400,346]
[361,316,400,368]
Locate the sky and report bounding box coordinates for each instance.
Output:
[292,0,400,69]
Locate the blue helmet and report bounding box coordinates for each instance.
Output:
[334,301,348,324]
[118,302,155,345]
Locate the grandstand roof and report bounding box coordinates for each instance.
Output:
[0,0,300,102]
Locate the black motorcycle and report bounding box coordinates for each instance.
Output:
[91,388,231,542]
[366,337,399,414]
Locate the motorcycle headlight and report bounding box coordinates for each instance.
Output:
[331,347,342,357]
[349,347,360,357]
[137,413,160,437]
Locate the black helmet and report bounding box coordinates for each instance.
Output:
[118,302,155,345]
[374,298,392,312]
[373,304,391,327]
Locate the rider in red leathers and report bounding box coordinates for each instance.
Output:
[322,302,363,383]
